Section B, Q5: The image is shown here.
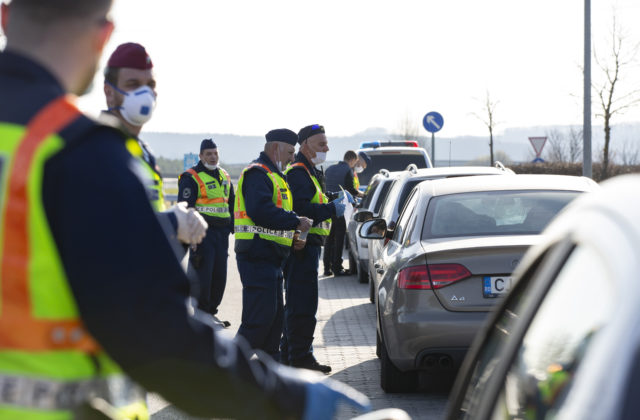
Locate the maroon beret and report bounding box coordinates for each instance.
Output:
[107,43,153,70]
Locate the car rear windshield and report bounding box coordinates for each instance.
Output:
[358,153,428,186]
[422,190,581,239]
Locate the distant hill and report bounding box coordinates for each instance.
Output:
[141,122,640,166]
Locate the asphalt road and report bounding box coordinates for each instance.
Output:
[148,238,448,420]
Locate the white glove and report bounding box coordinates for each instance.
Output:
[167,202,207,244]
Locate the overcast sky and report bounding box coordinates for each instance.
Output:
[57,1,640,138]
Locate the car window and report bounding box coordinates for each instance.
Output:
[490,244,614,419]
[358,153,427,185]
[372,180,393,214]
[392,191,419,244]
[361,178,381,209]
[423,190,580,239]
[396,179,422,218]
[379,179,404,222]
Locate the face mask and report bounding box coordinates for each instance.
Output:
[203,162,218,171]
[311,152,327,165]
[354,165,364,174]
[274,145,284,172]
[109,83,156,126]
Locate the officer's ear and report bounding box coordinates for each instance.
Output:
[94,17,114,55]
[1,3,9,35]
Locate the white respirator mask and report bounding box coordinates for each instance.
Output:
[109,83,157,126]
[354,165,364,174]
[203,163,218,171]
[311,152,327,165]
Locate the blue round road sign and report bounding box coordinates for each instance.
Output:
[423,111,444,133]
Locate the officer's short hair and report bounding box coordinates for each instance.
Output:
[344,150,357,162]
[10,0,112,24]
[104,67,119,86]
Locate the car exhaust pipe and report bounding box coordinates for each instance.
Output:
[422,355,437,368]
[438,356,453,369]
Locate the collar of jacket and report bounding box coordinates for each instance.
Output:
[257,151,282,175]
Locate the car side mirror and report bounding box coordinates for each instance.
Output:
[354,211,374,223]
[359,219,387,239]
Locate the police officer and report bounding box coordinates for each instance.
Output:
[235,129,313,360]
[178,139,233,328]
[0,1,369,419]
[323,150,363,275]
[103,41,207,244]
[352,151,370,196]
[280,124,348,373]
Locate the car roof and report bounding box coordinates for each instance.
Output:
[358,146,428,155]
[400,166,513,180]
[416,174,599,196]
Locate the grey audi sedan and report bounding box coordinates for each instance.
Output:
[359,174,598,393]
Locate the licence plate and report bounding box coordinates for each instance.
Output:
[483,276,513,298]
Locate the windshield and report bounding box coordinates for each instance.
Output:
[422,190,581,239]
[358,153,428,186]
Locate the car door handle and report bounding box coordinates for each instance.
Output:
[376,268,384,274]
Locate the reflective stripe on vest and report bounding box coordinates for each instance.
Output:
[186,167,231,218]
[0,95,148,419]
[125,140,165,212]
[234,163,294,247]
[0,95,99,353]
[284,162,332,236]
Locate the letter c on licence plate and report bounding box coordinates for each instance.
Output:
[483,276,513,298]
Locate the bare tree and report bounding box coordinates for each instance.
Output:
[544,129,567,163]
[472,91,499,166]
[568,126,583,163]
[619,139,640,165]
[593,16,640,177]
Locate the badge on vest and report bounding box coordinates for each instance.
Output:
[280,188,288,200]
[206,182,217,190]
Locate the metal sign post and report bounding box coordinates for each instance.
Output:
[423,111,444,167]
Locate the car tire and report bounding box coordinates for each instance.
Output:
[380,334,418,393]
[348,251,358,276]
[358,260,369,284]
[376,330,381,359]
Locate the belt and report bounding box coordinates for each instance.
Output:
[234,225,294,239]
[0,374,144,411]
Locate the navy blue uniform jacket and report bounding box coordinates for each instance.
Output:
[235,152,300,261]
[178,161,235,232]
[285,153,336,247]
[0,50,305,419]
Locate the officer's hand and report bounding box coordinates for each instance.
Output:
[303,378,371,420]
[293,238,306,251]
[337,190,356,205]
[332,201,346,217]
[169,202,208,244]
[274,364,371,420]
[297,216,313,232]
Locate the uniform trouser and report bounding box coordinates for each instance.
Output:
[323,216,346,272]
[236,255,284,359]
[281,245,321,363]
[190,226,229,315]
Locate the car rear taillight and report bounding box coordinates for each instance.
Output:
[398,264,472,290]
[398,266,430,289]
[427,264,472,288]
[404,141,418,147]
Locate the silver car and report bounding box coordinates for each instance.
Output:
[446,174,640,420]
[359,174,598,393]
[366,165,515,306]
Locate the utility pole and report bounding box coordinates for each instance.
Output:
[583,0,592,178]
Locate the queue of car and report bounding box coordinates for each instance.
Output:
[344,142,604,397]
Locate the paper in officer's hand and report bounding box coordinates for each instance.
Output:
[340,186,354,222]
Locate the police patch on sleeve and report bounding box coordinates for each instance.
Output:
[182,188,192,199]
